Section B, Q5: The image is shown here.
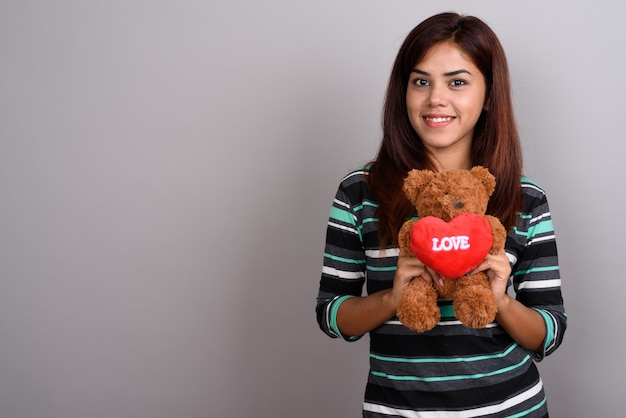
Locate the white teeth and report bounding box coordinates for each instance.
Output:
[426,117,453,122]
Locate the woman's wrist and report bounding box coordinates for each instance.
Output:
[382,288,397,316]
[496,293,513,315]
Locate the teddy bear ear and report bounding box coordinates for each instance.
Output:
[470,166,496,196]
[403,169,436,201]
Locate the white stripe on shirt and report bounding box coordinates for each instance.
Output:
[363,379,544,417]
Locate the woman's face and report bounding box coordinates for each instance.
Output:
[406,42,487,159]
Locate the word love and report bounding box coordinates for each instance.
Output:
[409,213,493,278]
[432,235,470,251]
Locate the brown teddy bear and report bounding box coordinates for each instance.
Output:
[396,166,507,332]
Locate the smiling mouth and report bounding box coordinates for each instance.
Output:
[424,116,454,122]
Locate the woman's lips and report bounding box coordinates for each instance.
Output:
[423,115,455,128]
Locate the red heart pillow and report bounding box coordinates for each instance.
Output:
[409,213,493,278]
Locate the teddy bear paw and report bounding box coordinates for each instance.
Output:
[453,286,497,329]
[398,307,440,333]
[396,279,441,332]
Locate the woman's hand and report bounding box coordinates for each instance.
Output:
[472,250,547,352]
[472,250,512,308]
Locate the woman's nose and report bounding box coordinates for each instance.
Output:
[428,84,448,107]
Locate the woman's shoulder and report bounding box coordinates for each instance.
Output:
[339,164,372,184]
[335,164,376,205]
[518,175,553,217]
[520,175,548,199]
[336,164,373,193]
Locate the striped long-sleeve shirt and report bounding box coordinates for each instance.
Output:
[316,167,567,417]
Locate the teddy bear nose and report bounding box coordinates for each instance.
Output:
[452,199,465,209]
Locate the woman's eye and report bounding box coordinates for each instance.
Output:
[450,79,466,87]
[412,78,429,87]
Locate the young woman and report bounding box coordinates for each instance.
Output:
[316,12,567,417]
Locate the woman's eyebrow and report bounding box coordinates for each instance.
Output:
[444,69,472,76]
[410,68,472,76]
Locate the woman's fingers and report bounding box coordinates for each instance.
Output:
[396,256,432,282]
[472,251,511,300]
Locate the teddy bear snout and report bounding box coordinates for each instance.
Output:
[452,199,465,210]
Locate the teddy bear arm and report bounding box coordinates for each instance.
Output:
[398,219,417,256]
[485,215,506,254]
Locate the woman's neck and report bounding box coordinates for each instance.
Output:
[429,152,472,172]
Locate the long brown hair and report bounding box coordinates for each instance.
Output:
[368,12,522,247]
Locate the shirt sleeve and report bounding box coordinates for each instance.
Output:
[506,182,567,360]
[315,181,366,342]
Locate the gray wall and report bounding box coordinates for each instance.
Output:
[1,0,624,416]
